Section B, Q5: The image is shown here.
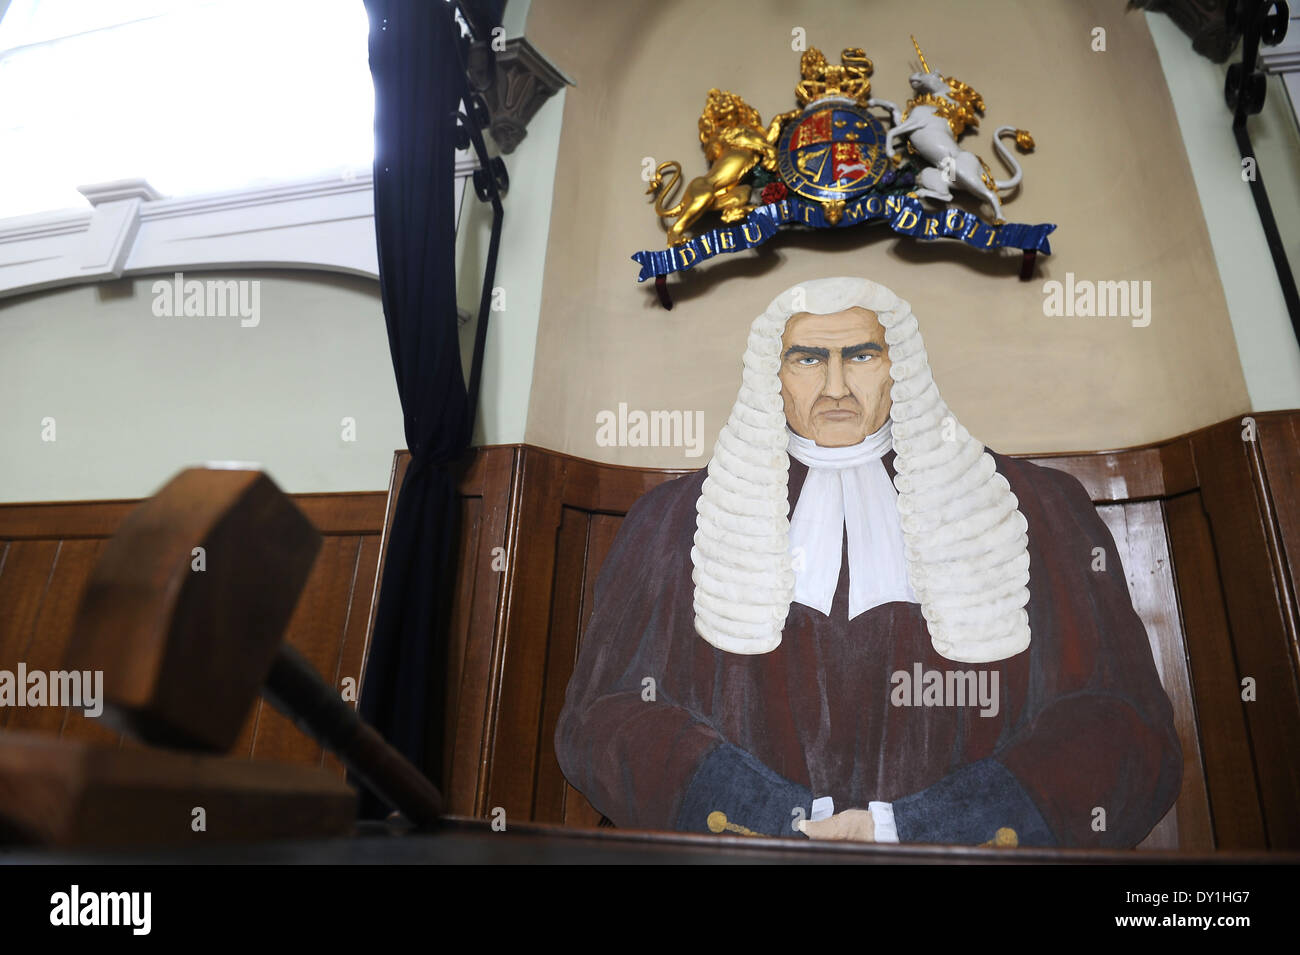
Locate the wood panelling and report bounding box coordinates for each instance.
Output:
[249,534,367,767]
[0,489,387,776]
[386,414,1300,852]
[485,450,564,821]
[6,411,1299,854]
[3,540,106,738]
[1258,415,1300,651]
[445,447,516,816]
[1189,419,1300,847]
[1164,492,1267,848]
[1096,501,1210,851]
[532,505,590,824]
[1026,439,1198,503]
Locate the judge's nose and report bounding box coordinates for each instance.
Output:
[822,358,850,399]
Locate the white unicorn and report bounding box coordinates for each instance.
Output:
[869,37,1036,224]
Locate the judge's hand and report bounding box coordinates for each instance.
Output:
[797,809,875,842]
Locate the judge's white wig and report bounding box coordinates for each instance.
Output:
[690,276,1031,663]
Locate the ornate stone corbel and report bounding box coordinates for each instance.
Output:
[478,37,571,155]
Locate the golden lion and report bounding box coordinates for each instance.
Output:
[646,89,798,247]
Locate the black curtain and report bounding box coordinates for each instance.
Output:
[358,0,499,817]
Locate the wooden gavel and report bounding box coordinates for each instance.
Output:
[63,467,443,827]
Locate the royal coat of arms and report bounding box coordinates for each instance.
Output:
[633,39,1056,306]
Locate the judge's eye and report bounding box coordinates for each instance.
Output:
[849,353,875,362]
[796,356,821,366]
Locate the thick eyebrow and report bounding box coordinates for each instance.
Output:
[784,342,883,359]
[785,345,830,360]
[841,341,883,357]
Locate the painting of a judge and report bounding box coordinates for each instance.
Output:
[554,276,1182,847]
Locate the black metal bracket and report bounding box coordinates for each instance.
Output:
[1224,1,1299,351]
[444,2,508,442]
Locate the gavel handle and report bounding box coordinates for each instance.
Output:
[263,644,444,827]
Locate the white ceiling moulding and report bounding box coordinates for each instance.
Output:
[0,154,477,300]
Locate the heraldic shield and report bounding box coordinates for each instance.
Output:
[777,104,891,202]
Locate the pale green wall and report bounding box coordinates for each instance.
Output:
[503,0,530,36]
[456,62,565,449]
[0,0,567,504]
[0,270,403,502]
[1146,12,1300,411]
[453,0,563,450]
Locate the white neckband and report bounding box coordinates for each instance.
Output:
[786,418,893,468]
[785,420,918,618]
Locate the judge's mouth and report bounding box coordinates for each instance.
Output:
[818,408,860,421]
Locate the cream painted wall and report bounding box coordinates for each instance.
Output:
[0,271,403,503]
[524,0,1257,466]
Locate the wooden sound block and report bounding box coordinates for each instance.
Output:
[64,468,321,753]
[0,731,356,848]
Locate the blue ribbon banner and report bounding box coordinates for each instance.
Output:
[631,194,1056,283]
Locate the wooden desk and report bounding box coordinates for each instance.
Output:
[0,817,1294,865]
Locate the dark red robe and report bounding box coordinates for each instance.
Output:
[554,449,1183,847]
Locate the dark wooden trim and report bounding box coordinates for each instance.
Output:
[0,501,141,540]
[0,491,387,539]
[1025,441,1199,502]
[291,493,388,535]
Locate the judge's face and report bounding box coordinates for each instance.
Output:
[779,306,892,447]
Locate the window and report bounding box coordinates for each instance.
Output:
[0,0,374,219]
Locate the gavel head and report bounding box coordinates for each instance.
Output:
[64,467,321,752]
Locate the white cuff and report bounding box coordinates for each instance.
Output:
[811,796,835,821]
[869,801,899,843]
